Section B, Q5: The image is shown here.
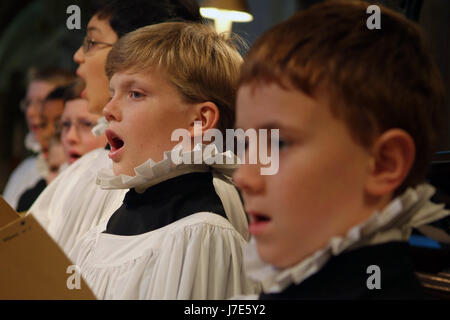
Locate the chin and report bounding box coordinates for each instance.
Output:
[112,164,134,177]
[257,244,293,269]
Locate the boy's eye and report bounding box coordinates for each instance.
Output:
[129,91,144,99]
[84,38,96,51]
[278,139,290,149]
[80,120,95,129]
[61,121,71,129]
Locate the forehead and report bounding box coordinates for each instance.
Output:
[110,69,170,89]
[27,81,55,98]
[87,14,117,40]
[87,14,108,32]
[64,99,88,111]
[43,99,64,115]
[63,99,89,115]
[236,83,323,129]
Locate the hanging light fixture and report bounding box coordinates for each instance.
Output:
[200,0,253,36]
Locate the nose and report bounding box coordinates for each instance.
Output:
[26,102,40,119]
[73,46,84,64]
[233,162,265,196]
[65,123,80,144]
[103,97,122,123]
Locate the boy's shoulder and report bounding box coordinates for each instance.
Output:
[169,211,240,233]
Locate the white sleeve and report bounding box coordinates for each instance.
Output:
[29,148,126,255]
[70,213,259,300]
[28,151,88,228]
[212,172,249,241]
[2,157,42,210]
[123,217,259,300]
[75,213,260,300]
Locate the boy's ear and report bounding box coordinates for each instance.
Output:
[365,129,415,197]
[188,101,220,137]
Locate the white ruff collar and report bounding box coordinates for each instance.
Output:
[25,132,41,153]
[96,144,239,193]
[91,116,108,137]
[244,183,450,293]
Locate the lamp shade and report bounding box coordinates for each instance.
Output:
[200,0,253,23]
[201,0,250,12]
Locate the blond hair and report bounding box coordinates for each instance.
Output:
[106,22,244,134]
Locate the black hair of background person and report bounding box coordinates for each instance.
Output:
[89,0,203,38]
[46,86,70,101]
[0,0,93,193]
[297,0,423,21]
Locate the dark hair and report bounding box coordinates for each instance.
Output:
[45,86,69,101]
[240,0,446,194]
[26,67,75,88]
[91,0,202,38]
[62,78,85,103]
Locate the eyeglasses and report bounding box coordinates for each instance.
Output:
[59,119,97,135]
[81,36,114,55]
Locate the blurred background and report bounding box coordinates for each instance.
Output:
[0,0,449,192]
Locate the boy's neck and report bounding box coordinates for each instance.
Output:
[364,192,395,216]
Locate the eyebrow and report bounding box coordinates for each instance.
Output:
[87,26,101,34]
[236,122,285,130]
[110,78,147,93]
[236,121,305,136]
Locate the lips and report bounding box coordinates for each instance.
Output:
[76,68,83,78]
[68,150,82,164]
[29,122,41,134]
[42,148,49,160]
[105,129,124,161]
[246,210,272,236]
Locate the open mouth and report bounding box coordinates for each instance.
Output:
[106,130,124,151]
[68,151,82,163]
[247,210,272,236]
[253,213,271,223]
[30,123,41,133]
[105,129,125,161]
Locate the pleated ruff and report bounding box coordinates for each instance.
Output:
[70,212,259,300]
[243,183,450,294]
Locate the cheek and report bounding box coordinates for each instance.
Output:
[276,147,368,223]
[267,168,304,213]
[82,136,107,152]
[26,106,38,118]
[269,150,336,214]
[61,137,69,152]
[86,56,106,84]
